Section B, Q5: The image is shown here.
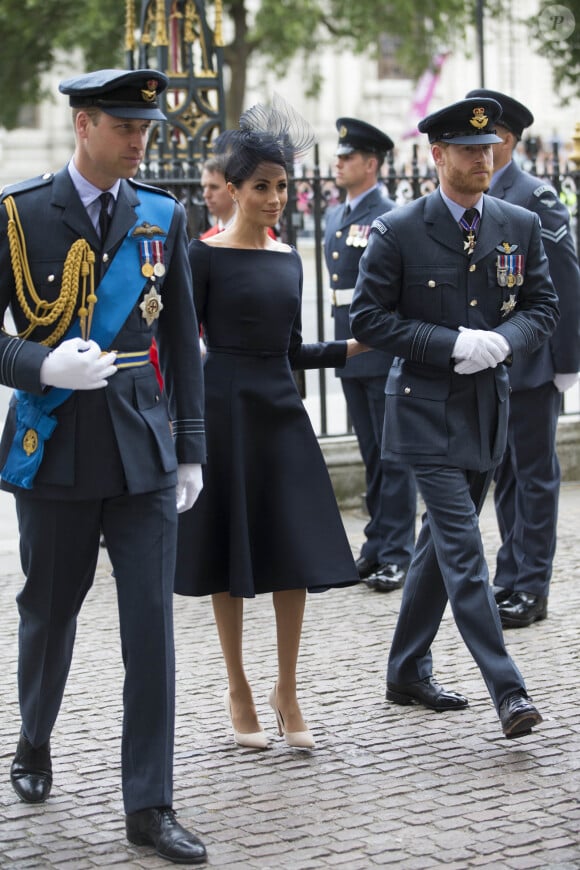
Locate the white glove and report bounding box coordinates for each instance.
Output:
[176,463,203,513]
[199,336,207,359]
[453,327,510,375]
[40,338,117,390]
[553,372,579,393]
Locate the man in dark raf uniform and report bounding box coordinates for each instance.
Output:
[324,118,416,592]
[466,88,580,628]
[0,70,207,864]
[350,98,559,739]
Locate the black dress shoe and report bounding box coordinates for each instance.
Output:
[10,733,52,804]
[368,563,406,592]
[355,556,379,581]
[386,676,469,711]
[498,592,548,628]
[499,693,542,738]
[493,585,512,604]
[126,807,207,865]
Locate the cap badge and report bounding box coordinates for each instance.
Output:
[339,125,348,139]
[469,107,489,130]
[141,80,159,103]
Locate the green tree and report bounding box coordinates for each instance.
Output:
[0,0,495,130]
[0,0,124,129]
[530,0,580,104]
[220,0,478,123]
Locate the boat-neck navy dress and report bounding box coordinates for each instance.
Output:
[174,240,359,598]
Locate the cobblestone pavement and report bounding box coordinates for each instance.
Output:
[0,483,579,869]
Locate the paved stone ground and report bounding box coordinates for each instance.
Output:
[0,483,579,869]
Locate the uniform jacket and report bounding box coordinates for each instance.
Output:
[324,185,396,378]
[0,167,206,499]
[490,160,580,390]
[350,190,559,472]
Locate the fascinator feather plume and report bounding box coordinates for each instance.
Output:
[213,94,316,182]
[238,93,316,162]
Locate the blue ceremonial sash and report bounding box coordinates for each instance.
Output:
[1,188,175,489]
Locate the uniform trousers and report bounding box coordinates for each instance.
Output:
[387,465,526,712]
[14,486,177,814]
[341,375,416,566]
[493,381,562,598]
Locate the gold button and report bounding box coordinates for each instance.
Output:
[469,264,476,272]
[428,280,436,288]
[47,274,55,283]
[332,251,339,260]
[470,299,478,307]
[404,386,411,395]
[332,273,339,281]
[336,230,342,238]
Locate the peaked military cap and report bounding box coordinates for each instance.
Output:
[335,118,394,156]
[418,98,503,145]
[59,68,168,121]
[465,89,534,139]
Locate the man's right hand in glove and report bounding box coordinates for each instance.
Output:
[40,338,117,390]
[452,327,510,375]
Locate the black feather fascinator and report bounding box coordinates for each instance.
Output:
[214,94,316,185]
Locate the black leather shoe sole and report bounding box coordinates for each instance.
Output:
[386,682,469,712]
[500,604,548,629]
[126,810,207,865]
[373,577,404,592]
[126,832,207,865]
[503,709,543,739]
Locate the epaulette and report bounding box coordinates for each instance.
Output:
[0,172,54,201]
[372,217,389,235]
[129,178,179,202]
[533,184,559,208]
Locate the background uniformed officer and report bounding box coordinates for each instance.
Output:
[466,88,580,628]
[324,118,416,592]
[0,69,207,864]
[350,97,559,739]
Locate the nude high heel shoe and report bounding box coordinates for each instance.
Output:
[268,687,315,749]
[224,690,269,749]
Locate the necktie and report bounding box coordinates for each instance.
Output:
[98,192,113,242]
[343,203,351,220]
[459,207,480,255]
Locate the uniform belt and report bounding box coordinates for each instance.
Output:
[330,288,355,307]
[113,350,151,369]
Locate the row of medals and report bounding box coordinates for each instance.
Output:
[497,254,524,288]
[346,225,370,247]
[140,239,166,279]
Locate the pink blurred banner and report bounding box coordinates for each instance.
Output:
[402,53,450,139]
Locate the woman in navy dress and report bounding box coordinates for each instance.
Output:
[175,100,365,749]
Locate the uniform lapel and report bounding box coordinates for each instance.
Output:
[347,188,381,227]
[424,190,466,256]
[471,195,509,265]
[107,179,140,250]
[489,160,518,201]
[51,168,99,247]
